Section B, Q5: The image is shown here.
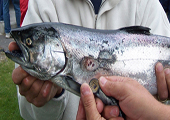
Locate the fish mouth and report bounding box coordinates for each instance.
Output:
[5,28,33,69]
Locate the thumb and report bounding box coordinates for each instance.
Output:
[99,76,134,101]
[80,83,104,120]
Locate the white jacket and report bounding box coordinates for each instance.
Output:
[18,0,170,120]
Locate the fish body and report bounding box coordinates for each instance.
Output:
[6,22,170,96]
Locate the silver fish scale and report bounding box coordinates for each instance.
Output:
[55,25,170,95]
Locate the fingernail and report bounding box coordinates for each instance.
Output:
[81,83,90,96]
[43,83,50,97]
[165,68,170,75]
[110,107,119,117]
[99,77,107,86]
[156,63,163,72]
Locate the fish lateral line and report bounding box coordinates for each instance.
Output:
[52,50,65,53]
[116,59,170,61]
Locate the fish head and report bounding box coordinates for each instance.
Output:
[6,23,66,80]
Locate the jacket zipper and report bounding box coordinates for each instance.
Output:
[95,0,106,29]
[86,0,106,29]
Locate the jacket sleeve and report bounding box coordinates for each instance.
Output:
[17,0,69,119]
[137,0,170,37]
[22,0,59,26]
[17,86,69,120]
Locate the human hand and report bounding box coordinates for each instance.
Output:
[98,76,170,120]
[155,62,170,101]
[9,42,63,107]
[76,83,122,120]
[77,76,170,120]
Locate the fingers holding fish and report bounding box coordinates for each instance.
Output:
[8,41,63,106]
[95,97,104,114]
[76,98,86,120]
[9,41,30,85]
[22,78,62,107]
[47,82,63,99]
[98,76,162,120]
[80,83,101,120]
[19,75,37,94]
[77,83,122,120]
[12,66,29,85]
[12,65,57,106]
[22,80,61,107]
[31,81,56,107]
[21,79,44,103]
[101,106,120,119]
[8,40,63,106]
[164,68,170,99]
[76,95,105,120]
[77,83,105,120]
[155,62,169,101]
[8,41,20,51]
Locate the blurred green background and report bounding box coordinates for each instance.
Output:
[0,53,23,120]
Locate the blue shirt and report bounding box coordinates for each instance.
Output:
[91,0,102,14]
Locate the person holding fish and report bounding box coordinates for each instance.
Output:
[7,0,170,120]
[76,76,170,120]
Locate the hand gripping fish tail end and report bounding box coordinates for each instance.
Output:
[89,78,125,118]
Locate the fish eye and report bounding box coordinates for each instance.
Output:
[26,38,32,46]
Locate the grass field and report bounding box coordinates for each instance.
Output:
[0,57,23,120]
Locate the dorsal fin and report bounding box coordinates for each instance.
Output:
[119,26,151,35]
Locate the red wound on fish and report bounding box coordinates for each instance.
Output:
[80,57,99,71]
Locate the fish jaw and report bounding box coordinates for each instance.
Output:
[5,28,53,80]
[5,29,33,68]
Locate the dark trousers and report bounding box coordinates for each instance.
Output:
[0,0,3,21]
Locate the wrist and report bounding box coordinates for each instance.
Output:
[156,103,170,120]
[139,98,169,120]
[147,102,170,120]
